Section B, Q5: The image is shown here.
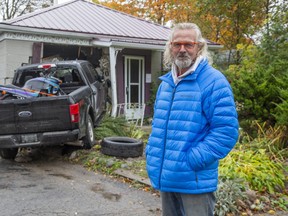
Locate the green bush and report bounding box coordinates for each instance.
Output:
[94,114,146,141]
[225,44,288,129]
[219,145,286,194]
[94,115,128,140]
[224,7,288,129]
[274,73,288,126]
[239,121,288,160]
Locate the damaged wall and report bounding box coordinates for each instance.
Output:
[42,44,102,68]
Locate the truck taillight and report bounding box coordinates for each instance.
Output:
[70,103,79,123]
[38,64,56,69]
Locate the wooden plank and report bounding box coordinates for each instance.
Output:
[114,169,151,186]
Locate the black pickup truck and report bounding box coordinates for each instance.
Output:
[0,60,107,159]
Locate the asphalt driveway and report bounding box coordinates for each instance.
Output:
[0,147,161,216]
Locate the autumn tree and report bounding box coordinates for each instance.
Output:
[194,0,268,64]
[0,0,52,21]
[97,0,190,25]
[142,0,172,25]
[95,0,145,18]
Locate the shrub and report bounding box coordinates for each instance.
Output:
[239,121,288,161]
[225,8,288,129]
[94,115,128,140]
[219,145,286,194]
[94,114,146,141]
[215,178,248,216]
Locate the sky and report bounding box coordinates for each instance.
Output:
[57,0,95,4]
[57,0,72,4]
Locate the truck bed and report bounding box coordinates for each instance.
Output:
[0,96,73,135]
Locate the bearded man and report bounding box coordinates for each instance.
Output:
[146,23,239,216]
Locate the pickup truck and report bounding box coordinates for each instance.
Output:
[0,60,108,160]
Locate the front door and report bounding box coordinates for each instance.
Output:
[124,56,145,120]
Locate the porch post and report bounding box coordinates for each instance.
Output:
[109,47,121,117]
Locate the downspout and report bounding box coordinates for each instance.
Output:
[109,46,122,117]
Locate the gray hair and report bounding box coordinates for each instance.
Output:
[163,23,212,68]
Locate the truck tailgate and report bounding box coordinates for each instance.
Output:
[0,96,72,135]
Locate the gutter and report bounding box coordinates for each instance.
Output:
[0,23,91,39]
[92,39,166,51]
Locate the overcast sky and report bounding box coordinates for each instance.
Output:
[55,0,92,4]
[57,0,71,4]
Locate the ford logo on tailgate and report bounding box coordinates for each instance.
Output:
[18,111,32,117]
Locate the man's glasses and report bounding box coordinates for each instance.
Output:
[171,41,199,50]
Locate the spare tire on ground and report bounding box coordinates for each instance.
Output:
[101,137,144,158]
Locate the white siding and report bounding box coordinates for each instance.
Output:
[0,41,8,85]
[1,40,33,84]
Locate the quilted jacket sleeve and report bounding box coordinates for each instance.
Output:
[187,73,239,171]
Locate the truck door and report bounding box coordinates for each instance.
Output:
[81,62,105,120]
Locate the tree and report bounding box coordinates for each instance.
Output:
[141,0,172,25]
[97,0,198,25]
[96,0,144,18]
[263,0,288,126]
[0,0,52,21]
[225,0,288,129]
[194,0,268,64]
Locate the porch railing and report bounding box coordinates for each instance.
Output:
[116,103,146,127]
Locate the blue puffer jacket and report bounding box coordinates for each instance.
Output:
[146,59,239,194]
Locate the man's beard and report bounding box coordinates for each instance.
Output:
[174,54,193,70]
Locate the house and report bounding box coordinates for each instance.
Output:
[0,0,222,120]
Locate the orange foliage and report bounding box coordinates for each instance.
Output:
[96,0,267,51]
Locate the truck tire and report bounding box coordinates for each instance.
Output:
[0,148,18,160]
[82,115,95,149]
[101,137,143,158]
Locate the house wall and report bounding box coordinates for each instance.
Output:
[0,40,33,84]
[0,41,7,85]
[147,50,163,114]
[151,50,163,83]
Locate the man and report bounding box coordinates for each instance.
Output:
[146,23,239,216]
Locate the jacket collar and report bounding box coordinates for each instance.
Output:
[160,58,209,85]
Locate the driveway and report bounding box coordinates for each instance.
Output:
[0,147,161,216]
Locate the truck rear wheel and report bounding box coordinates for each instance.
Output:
[0,148,18,160]
[82,115,95,149]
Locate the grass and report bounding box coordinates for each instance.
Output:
[67,116,288,215]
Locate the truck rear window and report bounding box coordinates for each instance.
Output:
[13,66,84,87]
[13,69,46,87]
